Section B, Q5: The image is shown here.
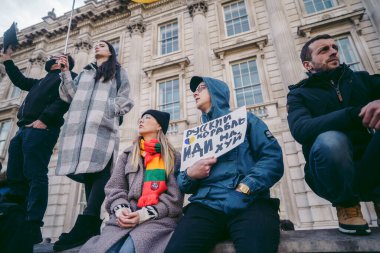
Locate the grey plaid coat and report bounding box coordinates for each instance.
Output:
[79,148,184,253]
[56,64,134,176]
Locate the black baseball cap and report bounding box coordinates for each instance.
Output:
[190,76,204,92]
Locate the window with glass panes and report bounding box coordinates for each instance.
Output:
[158,78,180,120]
[304,0,336,14]
[223,0,250,37]
[0,120,11,155]
[232,59,263,107]
[109,39,120,57]
[159,21,179,55]
[336,37,364,71]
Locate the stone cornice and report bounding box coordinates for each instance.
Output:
[143,57,190,74]
[213,35,268,59]
[297,8,365,37]
[143,57,190,84]
[137,0,175,10]
[0,0,132,51]
[0,100,21,115]
[187,0,208,18]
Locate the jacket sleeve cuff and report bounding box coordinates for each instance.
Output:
[109,199,130,214]
[3,60,14,67]
[37,116,51,127]
[179,169,197,185]
[60,70,72,82]
[137,206,158,224]
[240,177,257,195]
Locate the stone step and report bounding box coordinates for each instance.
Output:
[34,227,380,253]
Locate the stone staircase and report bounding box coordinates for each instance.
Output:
[34,227,380,253]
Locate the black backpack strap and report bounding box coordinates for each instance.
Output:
[115,65,121,92]
[115,66,123,126]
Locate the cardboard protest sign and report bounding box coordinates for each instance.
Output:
[181,106,247,170]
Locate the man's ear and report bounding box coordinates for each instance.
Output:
[303,61,313,72]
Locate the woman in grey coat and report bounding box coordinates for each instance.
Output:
[53,41,134,251]
[80,109,184,253]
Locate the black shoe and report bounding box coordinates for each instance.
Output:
[53,215,102,252]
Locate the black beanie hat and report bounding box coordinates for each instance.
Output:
[44,54,75,72]
[141,109,170,134]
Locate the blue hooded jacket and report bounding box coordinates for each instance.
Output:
[177,77,284,215]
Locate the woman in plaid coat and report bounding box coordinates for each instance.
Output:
[53,40,134,251]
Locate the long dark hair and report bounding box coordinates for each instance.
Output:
[94,40,120,83]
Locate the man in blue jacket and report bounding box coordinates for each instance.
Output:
[287,34,380,235]
[0,48,77,244]
[165,76,284,253]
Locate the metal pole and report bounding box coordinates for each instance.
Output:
[63,0,76,54]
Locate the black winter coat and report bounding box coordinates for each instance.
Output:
[3,60,77,128]
[287,64,380,164]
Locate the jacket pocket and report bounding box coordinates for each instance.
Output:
[223,190,252,215]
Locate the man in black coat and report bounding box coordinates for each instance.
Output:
[287,34,380,235]
[0,48,77,244]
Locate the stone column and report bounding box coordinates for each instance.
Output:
[120,16,145,149]
[188,0,211,76]
[264,0,305,87]
[264,0,307,227]
[73,36,93,72]
[362,0,380,36]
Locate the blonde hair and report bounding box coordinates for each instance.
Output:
[130,130,176,176]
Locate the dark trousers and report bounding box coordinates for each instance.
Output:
[0,203,33,253]
[69,158,112,217]
[165,199,280,253]
[6,127,59,223]
[306,131,380,207]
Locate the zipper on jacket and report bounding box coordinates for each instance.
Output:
[330,80,343,102]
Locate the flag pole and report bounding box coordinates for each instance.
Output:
[63,0,76,54]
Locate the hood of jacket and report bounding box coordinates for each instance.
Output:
[200,77,231,123]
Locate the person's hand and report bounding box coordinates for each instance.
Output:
[115,207,131,218]
[117,211,140,228]
[57,55,69,72]
[359,100,380,130]
[25,120,47,129]
[0,47,13,62]
[186,157,217,179]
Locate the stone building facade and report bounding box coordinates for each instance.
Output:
[0,0,379,241]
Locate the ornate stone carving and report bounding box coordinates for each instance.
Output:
[74,36,93,52]
[187,0,208,18]
[47,8,57,20]
[127,18,145,36]
[29,52,47,66]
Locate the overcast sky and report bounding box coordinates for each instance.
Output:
[0,0,86,35]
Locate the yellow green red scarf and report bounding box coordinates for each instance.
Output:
[137,139,167,208]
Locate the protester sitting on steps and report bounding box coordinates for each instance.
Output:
[165,76,284,253]
[79,109,183,253]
